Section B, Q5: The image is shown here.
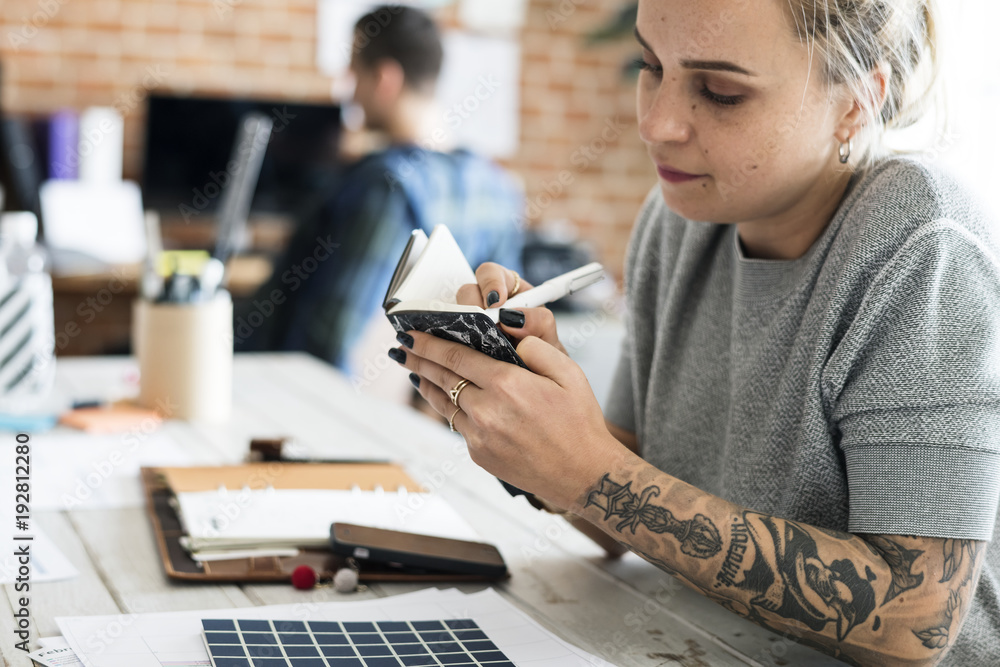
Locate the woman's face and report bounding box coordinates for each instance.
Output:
[636,0,854,226]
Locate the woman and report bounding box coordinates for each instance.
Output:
[390,0,1000,664]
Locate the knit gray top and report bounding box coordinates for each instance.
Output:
[605,157,1000,663]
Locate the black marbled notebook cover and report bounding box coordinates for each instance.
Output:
[388,310,527,369]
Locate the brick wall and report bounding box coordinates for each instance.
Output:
[517,1,654,281]
[0,0,654,282]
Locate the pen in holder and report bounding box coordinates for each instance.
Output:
[132,292,233,423]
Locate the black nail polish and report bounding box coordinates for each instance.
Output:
[388,348,406,364]
[396,332,414,348]
[499,309,525,328]
[486,290,500,307]
[408,373,420,389]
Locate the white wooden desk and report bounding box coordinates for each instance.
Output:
[0,354,839,666]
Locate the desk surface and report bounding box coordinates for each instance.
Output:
[0,354,838,666]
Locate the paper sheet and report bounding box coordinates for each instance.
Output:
[56,589,609,667]
[40,636,72,648]
[40,180,146,265]
[0,526,78,585]
[0,430,199,511]
[28,641,85,667]
[175,487,480,550]
[1,489,78,584]
[436,31,521,158]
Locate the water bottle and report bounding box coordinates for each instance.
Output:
[0,211,56,413]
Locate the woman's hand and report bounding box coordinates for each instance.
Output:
[391,330,629,511]
[456,263,567,355]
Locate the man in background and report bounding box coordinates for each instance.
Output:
[238,5,524,371]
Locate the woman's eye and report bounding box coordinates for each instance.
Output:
[699,86,743,107]
[632,59,744,107]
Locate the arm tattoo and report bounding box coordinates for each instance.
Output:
[716,513,878,642]
[589,472,877,643]
[590,470,984,658]
[941,539,982,585]
[863,535,924,606]
[914,591,960,649]
[913,539,984,652]
[585,474,722,558]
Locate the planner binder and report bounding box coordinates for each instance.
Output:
[141,462,508,583]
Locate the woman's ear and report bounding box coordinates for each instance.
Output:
[835,63,891,142]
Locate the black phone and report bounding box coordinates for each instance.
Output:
[329,523,508,578]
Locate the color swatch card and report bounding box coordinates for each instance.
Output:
[202,618,514,667]
[57,588,609,667]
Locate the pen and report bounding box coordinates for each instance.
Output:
[247,438,390,465]
[156,271,174,303]
[71,399,106,410]
[141,261,163,301]
[198,258,225,300]
[485,262,605,322]
[168,273,195,303]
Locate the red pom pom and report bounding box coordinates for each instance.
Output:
[291,565,317,590]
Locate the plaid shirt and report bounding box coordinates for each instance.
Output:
[238,145,524,369]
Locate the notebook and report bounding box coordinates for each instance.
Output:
[142,463,508,583]
[382,226,526,368]
[175,487,479,557]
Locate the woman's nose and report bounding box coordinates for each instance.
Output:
[638,81,693,146]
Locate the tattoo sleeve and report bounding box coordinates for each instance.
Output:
[863,535,923,605]
[586,474,722,558]
[575,466,987,665]
[911,540,985,650]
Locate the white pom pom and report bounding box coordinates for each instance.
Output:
[333,567,359,593]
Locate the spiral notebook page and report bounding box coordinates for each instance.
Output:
[175,488,480,552]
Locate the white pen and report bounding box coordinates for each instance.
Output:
[485,262,605,323]
[198,258,226,300]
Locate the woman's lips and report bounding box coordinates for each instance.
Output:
[656,165,705,183]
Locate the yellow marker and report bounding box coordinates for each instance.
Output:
[156,250,211,277]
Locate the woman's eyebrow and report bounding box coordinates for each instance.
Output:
[681,59,757,77]
[634,26,758,77]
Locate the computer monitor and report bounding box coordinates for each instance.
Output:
[141,93,343,220]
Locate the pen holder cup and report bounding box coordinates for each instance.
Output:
[132,294,233,423]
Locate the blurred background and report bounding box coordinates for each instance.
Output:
[0,0,995,363]
[0,0,653,362]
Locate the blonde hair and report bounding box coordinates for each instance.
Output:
[783,0,942,167]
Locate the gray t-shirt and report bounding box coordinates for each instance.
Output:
[605,157,1000,663]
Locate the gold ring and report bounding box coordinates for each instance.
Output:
[448,406,462,432]
[449,379,470,407]
[510,271,521,297]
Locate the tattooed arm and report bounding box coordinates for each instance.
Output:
[575,458,985,667]
[394,331,986,665]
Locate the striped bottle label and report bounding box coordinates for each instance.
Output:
[0,272,55,401]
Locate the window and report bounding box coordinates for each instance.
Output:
[884,0,1000,218]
